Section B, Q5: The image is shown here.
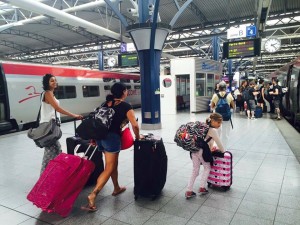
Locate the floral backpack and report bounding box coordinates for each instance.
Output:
[174,121,210,153]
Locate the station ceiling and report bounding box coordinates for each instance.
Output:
[0,0,300,78]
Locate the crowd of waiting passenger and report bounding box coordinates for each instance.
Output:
[222,78,284,120]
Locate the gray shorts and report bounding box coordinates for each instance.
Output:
[248,100,256,111]
[273,99,280,109]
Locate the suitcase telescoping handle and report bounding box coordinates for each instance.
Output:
[74,144,98,160]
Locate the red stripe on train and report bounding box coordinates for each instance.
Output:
[1,63,139,80]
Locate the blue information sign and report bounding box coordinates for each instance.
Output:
[246,26,256,37]
[120,43,127,53]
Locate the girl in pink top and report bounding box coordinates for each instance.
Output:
[185,113,225,199]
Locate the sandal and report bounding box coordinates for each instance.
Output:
[81,194,97,212]
[112,187,126,196]
[80,205,97,212]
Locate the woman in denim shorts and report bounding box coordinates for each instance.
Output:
[82,82,141,212]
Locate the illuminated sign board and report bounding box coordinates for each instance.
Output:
[118,53,139,67]
[223,38,261,59]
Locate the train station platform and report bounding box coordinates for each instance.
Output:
[0,110,300,225]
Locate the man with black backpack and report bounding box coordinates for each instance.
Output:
[211,81,235,149]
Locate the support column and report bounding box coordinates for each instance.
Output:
[98,49,104,71]
[127,23,171,130]
[213,36,219,61]
[228,59,233,90]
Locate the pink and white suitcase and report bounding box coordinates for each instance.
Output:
[207,151,232,191]
[27,145,96,217]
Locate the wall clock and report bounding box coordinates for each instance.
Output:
[264,38,281,53]
[107,57,116,67]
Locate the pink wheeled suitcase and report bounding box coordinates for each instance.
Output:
[207,151,232,191]
[27,145,96,217]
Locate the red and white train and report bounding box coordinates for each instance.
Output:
[0,61,141,132]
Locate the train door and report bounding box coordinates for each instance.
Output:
[0,65,12,131]
[176,75,190,111]
[285,65,293,112]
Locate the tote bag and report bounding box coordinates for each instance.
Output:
[121,127,134,150]
[27,119,62,148]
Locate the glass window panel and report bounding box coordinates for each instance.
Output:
[104,85,111,90]
[82,85,100,97]
[175,74,189,96]
[196,73,205,96]
[55,86,76,99]
[207,74,214,97]
[120,78,130,83]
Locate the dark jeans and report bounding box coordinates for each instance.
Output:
[265,95,274,113]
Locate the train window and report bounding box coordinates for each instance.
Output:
[120,78,130,83]
[126,85,132,90]
[133,79,140,83]
[104,85,111,90]
[134,85,140,89]
[103,78,116,82]
[82,86,100,97]
[55,86,76,99]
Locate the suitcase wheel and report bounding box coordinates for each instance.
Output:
[221,186,230,191]
[207,182,212,188]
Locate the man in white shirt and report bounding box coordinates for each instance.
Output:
[210,81,235,149]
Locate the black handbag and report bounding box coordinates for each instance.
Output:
[76,105,115,140]
[76,117,108,140]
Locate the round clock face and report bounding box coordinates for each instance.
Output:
[107,57,116,67]
[264,38,281,53]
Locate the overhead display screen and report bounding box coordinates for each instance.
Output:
[223,38,261,59]
[118,53,139,67]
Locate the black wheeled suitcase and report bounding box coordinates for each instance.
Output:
[66,120,104,186]
[134,134,168,200]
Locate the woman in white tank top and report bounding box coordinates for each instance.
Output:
[40,74,83,174]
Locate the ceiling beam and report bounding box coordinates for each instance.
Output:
[1,0,131,42]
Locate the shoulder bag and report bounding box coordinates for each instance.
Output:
[121,126,134,150]
[27,93,62,148]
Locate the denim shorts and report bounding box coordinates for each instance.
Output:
[96,132,121,153]
[248,100,256,111]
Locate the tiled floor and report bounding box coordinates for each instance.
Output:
[1,110,300,225]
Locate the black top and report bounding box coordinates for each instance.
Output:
[273,85,281,100]
[109,101,132,135]
[257,86,264,99]
[248,87,255,100]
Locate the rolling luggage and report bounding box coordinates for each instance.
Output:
[27,147,96,217]
[255,106,263,118]
[66,121,104,186]
[134,134,168,200]
[207,151,232,191]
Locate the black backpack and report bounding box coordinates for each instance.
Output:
[76,104,115,140]
[242,87,250,101]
